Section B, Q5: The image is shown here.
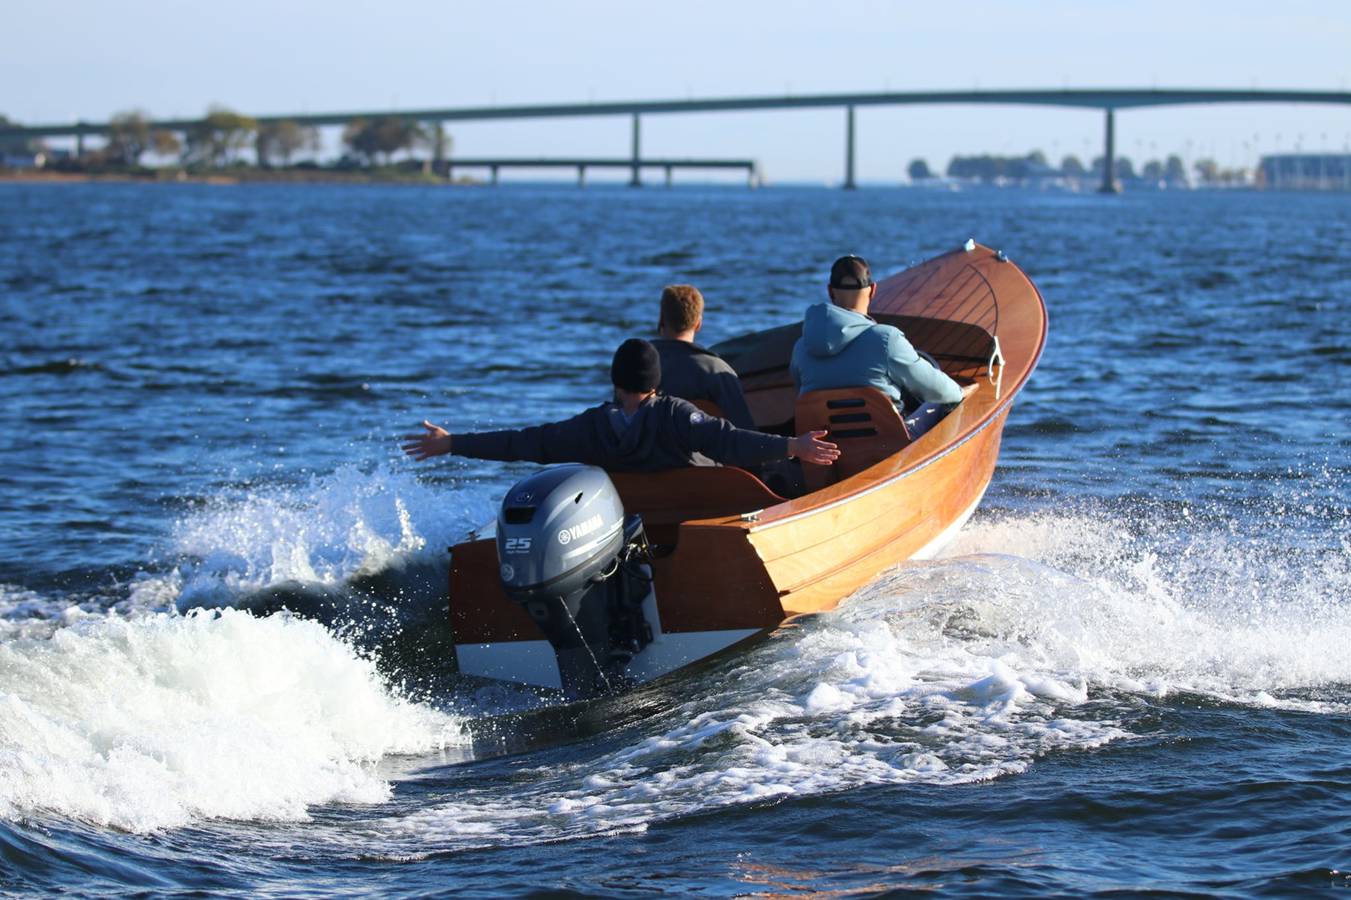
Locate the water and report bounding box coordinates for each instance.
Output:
[0,181,1347,896]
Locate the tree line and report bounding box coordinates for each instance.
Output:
[908,151,1240,186]
[3,110,1254,185]
[1,107,452,171]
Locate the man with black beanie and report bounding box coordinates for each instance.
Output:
[403,338,839,473]
[610,337,662,395]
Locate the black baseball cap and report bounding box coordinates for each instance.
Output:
[829,255,873,290]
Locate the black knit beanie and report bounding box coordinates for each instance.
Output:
[610,339,662,393]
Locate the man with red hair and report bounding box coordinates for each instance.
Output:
[652,284,756,429]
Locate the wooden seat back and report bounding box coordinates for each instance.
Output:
[794,387,913,491]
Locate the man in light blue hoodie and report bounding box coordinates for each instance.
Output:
[790,255,964,431]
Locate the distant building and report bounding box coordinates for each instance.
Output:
[1258,154,1351,191]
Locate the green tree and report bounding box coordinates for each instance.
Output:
[256,119,319,167]
[1194,158,1220,184]
[1060,155,1086,176]
[150,129,181,159]
[946,153,1052,182]
[1089,155,1135,179]
[376,117,426,164]
[106,110,151,167]
[1164,155,1188,184]
[185,106,257,167]
[907,158,932,181]
[1141,159,1164,181]
[342,118,376,164]
[343,116,426,166]
[947,154,1000,181]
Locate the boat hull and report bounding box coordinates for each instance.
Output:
[752,405,1008,615]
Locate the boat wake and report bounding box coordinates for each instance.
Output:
[370,499,1347,853]
[363,471,1350,853]
[942,495,1351,711]
[0,463,1345,843]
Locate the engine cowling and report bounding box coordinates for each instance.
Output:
[496,464,625,600]
[494,464,652,699]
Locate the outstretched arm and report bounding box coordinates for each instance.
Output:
[402,420,452,461]
[403,407,606,465]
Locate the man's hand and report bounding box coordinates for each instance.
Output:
[402,420,453,461]
[789,430,840,466]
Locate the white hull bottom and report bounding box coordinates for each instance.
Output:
[456,627,762,691]
[457,487,987,691]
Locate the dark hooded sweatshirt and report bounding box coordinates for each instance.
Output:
[651,339,756,429]
[451,394,789,473]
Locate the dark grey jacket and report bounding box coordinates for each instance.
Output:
[652,339,756,429]
[452,394,789,473]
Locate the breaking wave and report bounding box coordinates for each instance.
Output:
[0,608,464,833]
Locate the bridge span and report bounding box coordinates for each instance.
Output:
[6,88,1349,192]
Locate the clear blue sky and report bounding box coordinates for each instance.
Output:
[6,0,1350,182]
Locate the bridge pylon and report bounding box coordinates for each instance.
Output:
[1099,108,1122,194]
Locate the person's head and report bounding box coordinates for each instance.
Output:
[827,254,877,313]
[658,284,704,341]
[610,338,662,407]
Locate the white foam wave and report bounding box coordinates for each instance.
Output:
[172,463,497,605]
[939,507,1351,707]
[0,584,75,641]
[378,586,1123,851]
[0,608,463,832]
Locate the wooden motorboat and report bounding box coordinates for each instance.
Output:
[447,241,1047,697]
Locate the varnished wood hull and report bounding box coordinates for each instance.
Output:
[754,405,1009,615]
[447,242,1046,690]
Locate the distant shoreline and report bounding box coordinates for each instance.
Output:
[0,169,478,186]
[0,169,1306,192]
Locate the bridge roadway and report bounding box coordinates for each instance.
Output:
[7,88,1349,192]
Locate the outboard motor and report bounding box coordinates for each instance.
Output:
[495,464,654,699]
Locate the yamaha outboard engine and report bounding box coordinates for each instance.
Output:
[496,464,653,699]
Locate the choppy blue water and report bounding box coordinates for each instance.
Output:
[0,181,1348,897]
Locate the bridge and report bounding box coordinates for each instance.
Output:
[5,88,1349,192]
[441,157,759,187]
